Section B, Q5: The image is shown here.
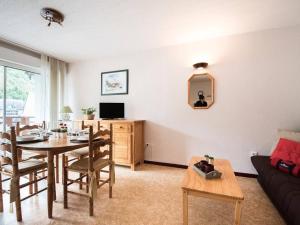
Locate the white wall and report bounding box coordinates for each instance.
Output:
[68,26,300,173]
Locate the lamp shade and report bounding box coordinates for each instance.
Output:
[61,106,73,113]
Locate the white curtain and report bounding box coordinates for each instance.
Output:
[41,55,68,129]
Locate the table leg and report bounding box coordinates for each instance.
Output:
[47,152,54,218]
[234,200,242,225]
[183,189,188,225]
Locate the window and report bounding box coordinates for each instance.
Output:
[0,66,3,131]
[0,65,44,131]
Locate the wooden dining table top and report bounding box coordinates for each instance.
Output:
[16,136,89,153]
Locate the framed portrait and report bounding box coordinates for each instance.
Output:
[101,69,129,95]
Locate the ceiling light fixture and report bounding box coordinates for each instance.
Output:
[40,8,64,27]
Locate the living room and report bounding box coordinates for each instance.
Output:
[0,1,300,225]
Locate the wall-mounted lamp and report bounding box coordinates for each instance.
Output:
[193,62,208,74]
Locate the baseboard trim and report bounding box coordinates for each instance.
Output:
[234,172,258,178]
[144,160,258,178]
[144,160,188,169]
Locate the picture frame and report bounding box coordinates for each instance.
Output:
[101,69,129,95]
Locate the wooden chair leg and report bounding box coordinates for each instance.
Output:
[0,171,3,212]
[86,175,89,193]
[15,177,22,221]
[96,170,99,188]
[79,172,83,190]
[65,155,68,166]
[109,165,112,198]
[53,170,56,201]
[29,173,33,194]
[61,154,65,183]
[89,196,93,216]
[42,158,45,177]
[109,185,112,198]
[55,155,59,184]
[79,156,83,190]
[63,164,68,209]
[34,172,38,194]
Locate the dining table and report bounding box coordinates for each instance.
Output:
[16,136,89,219]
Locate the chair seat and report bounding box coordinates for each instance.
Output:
[22,151,47,160]
[2,159,47,175]
[68,157,110,172]
[66,147,89,158]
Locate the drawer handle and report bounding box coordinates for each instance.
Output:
[119,126,123,129]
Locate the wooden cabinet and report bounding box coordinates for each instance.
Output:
[73,119,144,170]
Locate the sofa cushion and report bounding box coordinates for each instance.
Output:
[271,138,300,165]
[269,129,300,155]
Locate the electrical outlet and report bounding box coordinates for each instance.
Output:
[145,143,152,160]
[250,151,258,157]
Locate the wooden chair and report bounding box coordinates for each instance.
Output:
[62,120,100,188]
[0,126,48,221]
[16,122,60,184]
[63,125,114,216]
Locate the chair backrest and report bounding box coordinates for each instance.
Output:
[87,124,112,172]
[16,121,46,136]
[82,120,100,131]
[81,120,89,130]
[10,127,19,175]
[0,132,12,164]
[0,127,18,174]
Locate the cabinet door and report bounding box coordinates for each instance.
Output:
[113,133,131,164]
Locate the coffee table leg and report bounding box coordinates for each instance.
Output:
[47,152,54,218]
[183,189,188,225]
[234,200,242,225]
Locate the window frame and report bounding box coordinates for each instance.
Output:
[0,61,41,131]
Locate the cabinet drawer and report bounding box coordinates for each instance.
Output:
[113,124,131,133]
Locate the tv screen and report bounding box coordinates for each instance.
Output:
[99,103,124,119]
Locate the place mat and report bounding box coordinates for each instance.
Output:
[17,137,48,144]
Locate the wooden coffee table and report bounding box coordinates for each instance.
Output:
[182,157,244,225]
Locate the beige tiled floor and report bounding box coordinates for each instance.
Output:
[0,164,285,225]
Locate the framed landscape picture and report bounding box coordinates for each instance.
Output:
[101,69,129,95]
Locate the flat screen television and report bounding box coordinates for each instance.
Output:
[99,103,124,119]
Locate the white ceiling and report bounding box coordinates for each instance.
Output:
[1,0,300,63]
